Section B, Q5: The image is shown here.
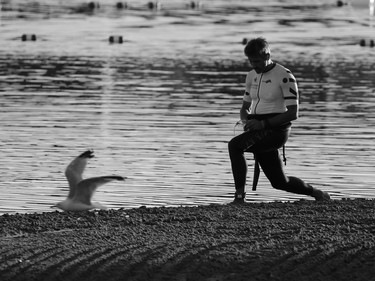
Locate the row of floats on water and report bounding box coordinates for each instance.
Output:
[241,38,375,48]
[86,0,350,11]
[20,34,125,43]
[16,0,375,48]
[85,1,203,11]
[19,34,375,48]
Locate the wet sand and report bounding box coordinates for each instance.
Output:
[1,199,374,281]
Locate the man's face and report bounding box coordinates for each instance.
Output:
[247,56,267,74]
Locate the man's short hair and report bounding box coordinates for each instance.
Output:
[244,37,271,58]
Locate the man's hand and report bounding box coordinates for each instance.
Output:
[244,119,264,131]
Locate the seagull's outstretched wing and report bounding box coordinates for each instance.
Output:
[65,150,94,198]
[73,176,125,205]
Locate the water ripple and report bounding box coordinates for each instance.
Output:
[0,0,374,213]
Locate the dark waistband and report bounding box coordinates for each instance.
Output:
[247,113,291,130]
[247,113,280,121]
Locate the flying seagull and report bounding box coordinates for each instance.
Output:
[53,150,125,211]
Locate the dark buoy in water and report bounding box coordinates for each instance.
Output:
[147,1,161,10]
[360,39,374,47]
[109,36,123,44]
[21,34,37,41]
[88,2,100,10]
[336,0,348,7]
[189,1,203,9]
[116,2,128,9]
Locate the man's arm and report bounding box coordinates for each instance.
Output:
[244,104,298,131]
[240,100,251,121]
[265,104,298,128]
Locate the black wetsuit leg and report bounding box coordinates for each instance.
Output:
[256,150,314,195]
[228,126,313,196]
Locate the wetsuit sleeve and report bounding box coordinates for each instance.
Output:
[243,72,252,103]
[281,70,299,106]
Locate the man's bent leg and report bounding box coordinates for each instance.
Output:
[228,131,270,201]
[257,150,314,196]
[228,135,248,196]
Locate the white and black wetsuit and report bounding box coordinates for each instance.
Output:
[228,63,314,196]
[244,63,298,115]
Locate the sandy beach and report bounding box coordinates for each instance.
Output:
[0,3,374,280]
[1,199,374,281]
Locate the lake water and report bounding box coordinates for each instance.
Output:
[0,0,374,214]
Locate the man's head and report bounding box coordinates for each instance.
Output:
[244,37,271,73]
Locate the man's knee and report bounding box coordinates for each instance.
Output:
[269,176,289,191]
[228,137,239,153]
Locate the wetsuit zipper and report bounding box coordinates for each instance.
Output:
[254,73,263,115]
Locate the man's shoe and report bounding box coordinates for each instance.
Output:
[230,192,246,204]
[312,188,331,201]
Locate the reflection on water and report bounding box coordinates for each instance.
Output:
[0,0,374,213]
